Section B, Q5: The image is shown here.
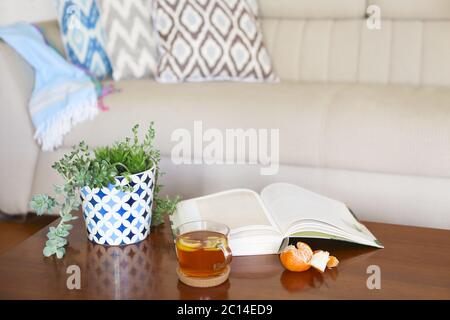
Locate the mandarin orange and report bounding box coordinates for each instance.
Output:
[279,243,312,272]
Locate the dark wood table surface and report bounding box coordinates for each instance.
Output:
[0,212,449,300]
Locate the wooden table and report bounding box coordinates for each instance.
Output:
[0,212,449,299]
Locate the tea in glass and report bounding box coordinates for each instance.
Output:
[176,221,232,278]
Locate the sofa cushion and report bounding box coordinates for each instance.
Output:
[54,0,112,78]
[64,81,450,179]
[97,0,158,80]
[261,19,450,87]
[259,0,366,19]
[368,0,450,20]
[153,0,277,83]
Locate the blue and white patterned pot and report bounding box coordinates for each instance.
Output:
[80,166,156,246]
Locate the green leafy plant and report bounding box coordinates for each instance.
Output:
[30,123,180,259]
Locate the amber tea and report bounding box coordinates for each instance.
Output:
[176,230,230,277]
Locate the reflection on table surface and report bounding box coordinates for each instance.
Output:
[86,241,163,299]
[79,226,379,298]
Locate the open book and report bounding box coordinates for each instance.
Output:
[170,183,383,256]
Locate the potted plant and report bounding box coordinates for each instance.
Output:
[30,123,179,258]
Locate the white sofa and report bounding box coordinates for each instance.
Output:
[1,0,449,229]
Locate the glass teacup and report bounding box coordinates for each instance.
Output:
[175,221,232,278]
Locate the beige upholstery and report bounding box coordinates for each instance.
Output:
[0,42,39,214]
[1,1,450,230]
[263,19,450,86]
[259,0,366,19]
[64,81,450,179]
[368,0,450,19]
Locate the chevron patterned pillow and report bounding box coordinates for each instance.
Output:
[153,0,278,83]
[98,0,158,80]
[54,0,112,79]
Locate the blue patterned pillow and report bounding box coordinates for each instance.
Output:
[54,0,112,79]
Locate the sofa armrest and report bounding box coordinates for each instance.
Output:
[0,41,40,215]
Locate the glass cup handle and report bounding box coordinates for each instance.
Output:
[214,243,233,271]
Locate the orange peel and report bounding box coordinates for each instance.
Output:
[310,250,330,273]
[327,256,339,269]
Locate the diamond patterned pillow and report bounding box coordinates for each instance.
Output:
[153,0,278,83]
[98,0,158,80]
[54,0,112,79]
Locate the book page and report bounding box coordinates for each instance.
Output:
[174,189,278,232]
[171,189,283,256]
[260,183,377,242]
[286,219,381,246]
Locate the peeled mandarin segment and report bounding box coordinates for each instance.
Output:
[310,250,330,273]
[296,241,312,252]
[282,245,296,252]
[327,256,339,269]
[279,245,311,272]
[295,241,313,262]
